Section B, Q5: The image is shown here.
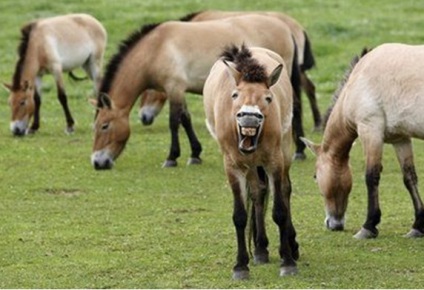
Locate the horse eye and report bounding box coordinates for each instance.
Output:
[19,99,26,106]
[101,122,110,131]
[313,173,317,182]
[265,96,272,103]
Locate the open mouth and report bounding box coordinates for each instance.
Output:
[237,124,262,154]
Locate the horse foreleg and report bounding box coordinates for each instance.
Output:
[164,99,182,167]
[29,79,42,134]
[249,167,269,264]
[355,134,383,239]
[226,167,250,280]
[271,168,298,276]
[180,100,202,165]
[300,71,321,131]
[393,141,424,237]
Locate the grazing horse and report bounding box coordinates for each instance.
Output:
[302,43,424,239]
[139,10,318,158]
[4,13,107,136]
[203,45,298,279]
[91,14,298,170]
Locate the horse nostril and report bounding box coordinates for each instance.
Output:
[236,112,245,118]
[13,128,25,137]
[141,115,153,125]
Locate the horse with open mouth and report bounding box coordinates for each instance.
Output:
[302,43,424,239]
[203,44,298,279]
[4,13,106,136]
[91,14,298,170]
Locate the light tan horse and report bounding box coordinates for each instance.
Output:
[203,45,298,279]
[4,13,107,136]
[139,10,319,130]
[91,14,297,170]
[302,43,424,239]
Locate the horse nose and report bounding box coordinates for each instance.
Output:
[326,217,344,231]
[141,114,154,126]
[94,159,113,170]
[12,127,26,137]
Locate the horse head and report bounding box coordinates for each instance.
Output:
[4,80,36,136]
[138,89,167,125]
[223,54,283,155]
[301,137,353,231]
[91,93,130,170]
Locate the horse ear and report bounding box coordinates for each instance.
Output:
[223,60,241,84]
[22,80,32,92]
[267,64,283,87]
[300,137,321,156]
[98,93,112,109]
[2,83,12,92]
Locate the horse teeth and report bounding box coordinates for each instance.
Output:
[241,127,256,136]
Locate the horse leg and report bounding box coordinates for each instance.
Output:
[226,165,250,280]
[291,62,306,161]
[179,98,202,165]
[52,67,74,134]
[300,71,321,131]
[393,140,424,237]
[271,167,298,276]
[83,54,102,93]
[28,77,42,134]
[355,130,383,239]
[249,167,269,264]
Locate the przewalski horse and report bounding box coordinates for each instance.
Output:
[302,43,424,239]
[91,14,299,170]
[140,10,320,133]
[203,45,298,279]
[4,13,107,136]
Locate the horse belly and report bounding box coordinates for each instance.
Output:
[47,36,93,71]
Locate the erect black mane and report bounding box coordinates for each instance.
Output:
[322,47,371,129]
[98,22,161,103]
[221,44,267,83]
[12,22,35,91]
[179,11,203,21]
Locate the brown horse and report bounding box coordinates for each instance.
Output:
[302,43,424,239]
[4,13,107,136]
[140,10,320,131]
[203,45,298,279]
[91,14,298,169]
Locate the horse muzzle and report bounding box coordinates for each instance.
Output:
[10,120,28,136]
[91,150,114,170]
[236,108,264,154]
[325,215,345,231]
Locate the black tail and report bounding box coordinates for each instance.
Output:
[290,39,306,157]
[68,71,88,81]
[300,31,316,72]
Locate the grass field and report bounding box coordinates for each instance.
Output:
[1,0,424,288]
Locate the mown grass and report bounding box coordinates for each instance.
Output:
[1,0,424,288]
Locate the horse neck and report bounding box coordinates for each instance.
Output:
[107,51,150,115]
[322,105,357,164]
[16,46,40,86]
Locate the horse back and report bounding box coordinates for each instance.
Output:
[29,14,107,71]
[340,43,424,140]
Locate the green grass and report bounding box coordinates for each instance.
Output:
[1,0,424,288]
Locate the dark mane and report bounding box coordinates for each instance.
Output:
[221,44,267,83]
[179,11,203,22]
[12,22,35,91]
[98,22,161,102]
[322,47,371,129]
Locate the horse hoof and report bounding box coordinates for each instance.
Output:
[232,270,249,280]
[292,152,306,161]
[65,127,74,135]
[162,160,177,168]
[280,266,298,276]
[353,227,378,239]
[187,157,202,165]
[253,253,269,264]
[405,228,424,238]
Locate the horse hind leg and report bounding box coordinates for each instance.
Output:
[393,141,424,237]
[180,100,202,165]
[300,71,322,131]
[52,65,74,134]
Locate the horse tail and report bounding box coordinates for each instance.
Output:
[300,31,316,72]
[322,47,371,129]
[68,71,88,81]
